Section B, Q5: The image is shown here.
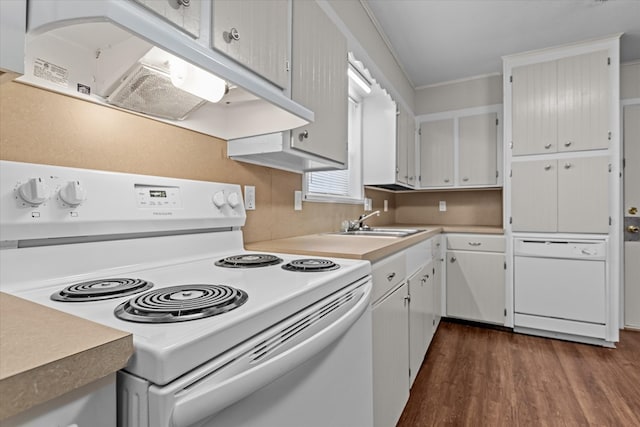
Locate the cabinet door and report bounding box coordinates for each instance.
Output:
[420,119,454,187]
[458,113,498,185]
[557,50,610,152]
[512,60,557,156]
[291,0,348,165]
[372,283,410,427]
[558,156,609,233]
[396,106,416,186]
[212,0,288,89]
[446,251,505,325]
[134,0,200,37]
[511,160,558,232]
[408,263,433,386]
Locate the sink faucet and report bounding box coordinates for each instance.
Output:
[348,210,380,231]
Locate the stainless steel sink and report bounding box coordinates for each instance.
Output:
[331,228,425,237]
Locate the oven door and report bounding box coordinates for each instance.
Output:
[119,276,373,427]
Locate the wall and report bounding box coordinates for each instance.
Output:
[415,74,503,116]
[0,80,396,243]
[621,61,640,100]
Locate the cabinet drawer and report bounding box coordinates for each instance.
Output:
[447,234,505,252]
[372,252,406,303]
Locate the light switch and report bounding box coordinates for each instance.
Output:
[364,198,372,211]
[244,186,255,210]
[439,200,447,212]
[384,200,388,212]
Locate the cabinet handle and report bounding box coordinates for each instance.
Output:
[224,27,240,43]
[564,141,572,147]
[404,295,411,306]
[544,143,552,149]
[177,0,190,7]
[462,177,469,182]
[450,256,456,263]
[298,130,309,141]
[544,164,552,171]
[628,225,640,234]
[468,242,482,246]
[564,163,572,169]
[386,272,396,281]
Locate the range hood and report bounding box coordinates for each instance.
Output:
[17,0,313,141]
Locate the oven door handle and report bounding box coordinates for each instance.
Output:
[167,280,372,427]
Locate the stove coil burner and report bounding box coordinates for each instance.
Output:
[51,278,153,302]
[215,253,283,268]
[282,259,340,272]
[114,284,248,323]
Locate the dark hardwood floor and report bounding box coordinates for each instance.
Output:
[397,320,640,427]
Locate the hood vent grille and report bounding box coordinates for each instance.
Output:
[107,64,206,121]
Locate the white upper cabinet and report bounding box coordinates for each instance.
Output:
[419,109,501,189]
[396,105,417,187]
[290,0,348,165]
[419,118,454,187]
[133,0,201,37]
[458,113,498,186]
[211,0,289,89]
[512,50,611,156]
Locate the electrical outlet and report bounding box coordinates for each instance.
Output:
[439,200,447,212]
[364,198,372,211]
[245,186,255,210]
[384,200,388,212]
[294,191,302,211]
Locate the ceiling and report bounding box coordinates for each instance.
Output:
[362,0,640,88]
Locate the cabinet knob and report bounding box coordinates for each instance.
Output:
[564,163,572,169]
[544,143,552,149]
[564,141,573,147]
[468,242,482,246]
[386,272,396,281]
[444,178,450,183]
[450,256,456,263]
[628,207,637,215]
[628,225,640,234]
[544,164,552,171]
[224,27,240,43]
[462,177,469,182]
[409,176,414,181]
[298,130,309,141]
[177,0,190,7]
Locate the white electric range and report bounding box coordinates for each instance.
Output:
[0,161,373,427]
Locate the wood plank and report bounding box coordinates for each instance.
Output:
[398,320,640,426]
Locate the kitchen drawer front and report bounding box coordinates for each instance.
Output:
[372,252,406,304]
[447,234,505,252]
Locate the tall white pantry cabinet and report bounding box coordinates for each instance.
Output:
[502,35,622,343]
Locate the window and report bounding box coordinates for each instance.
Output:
[303,96,364,203]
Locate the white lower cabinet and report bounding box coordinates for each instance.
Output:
[371,239,440,427]
[408,260,434,386]
[446,234,506,325]
[372,281,410,427]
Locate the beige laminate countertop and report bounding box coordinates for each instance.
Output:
[0,292,133,421]
[246,224,503,263]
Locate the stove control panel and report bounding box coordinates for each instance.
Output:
[135,185,182,209]
[0,161,246,242]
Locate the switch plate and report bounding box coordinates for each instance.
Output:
[364,198,372,211]
[294,190,302,211]
[439,200,447,212]
[245,185,255,210]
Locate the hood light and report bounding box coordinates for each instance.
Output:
[169,56,227,104]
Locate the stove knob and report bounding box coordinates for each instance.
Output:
[59,181,87,206]
[212,191,227,208]
[227,192,240,208]
[17,178,49,205]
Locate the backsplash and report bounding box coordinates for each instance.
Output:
[0,81,395,243]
